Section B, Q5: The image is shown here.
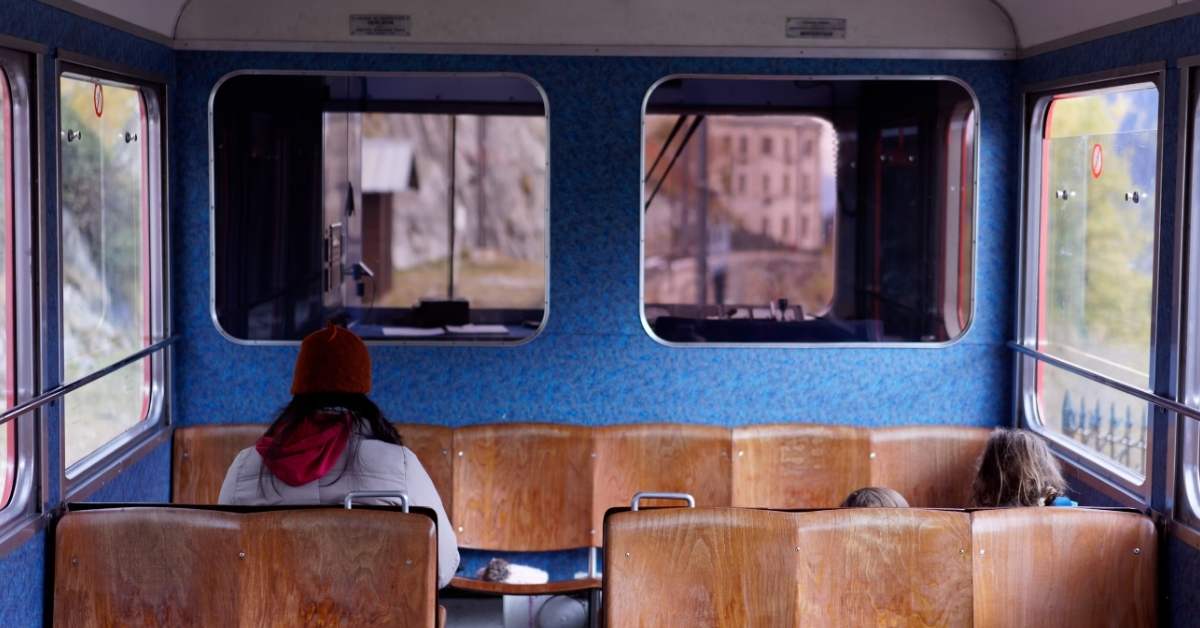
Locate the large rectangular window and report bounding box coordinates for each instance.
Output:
[1021,78,1160,481]
[59,68,164,474]
[212,74,548,343]
[642,77,977,345]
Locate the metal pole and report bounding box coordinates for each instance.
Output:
[447,115,457,299]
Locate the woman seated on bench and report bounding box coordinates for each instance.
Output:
[219,323,460,588]
[969,428,1077,508]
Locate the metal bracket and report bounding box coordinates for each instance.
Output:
[343,491,410,512]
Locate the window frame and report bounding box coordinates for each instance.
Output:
[1173,57,1200,543]
[638,73,983,349]
[55,54,171,499]
[0,37,44,554]
[1015,64,1167,505]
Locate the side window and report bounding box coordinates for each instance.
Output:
[0,65,11,508]
[1021,80,1159,482]
[211,74,548,343]
[59,69,164,475]
[1179,64,1200,531]
[642,77,977,345]
[0,44,37,542]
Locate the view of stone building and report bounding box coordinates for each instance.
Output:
[711,117,824,251]
[644,115,835,315]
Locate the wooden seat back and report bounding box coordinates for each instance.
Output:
[172,423,454,517]
[592,424,731,541]
[605,506,1156,627]
[793,508,973,625]
[604,507,802,626]
[869,426,990,507]
[732,424,870,508]
[54,506,437,627]
[451,423,593,551]
[971,507,1156,628]
[173,424,264,504]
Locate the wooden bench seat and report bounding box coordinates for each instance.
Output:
[173,421,991,595]
[54,505,438,627]
[603,506,1155,627]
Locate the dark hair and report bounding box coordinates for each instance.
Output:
[969,428,1067,507]
[841,486,909,508]
[258,392,402,495]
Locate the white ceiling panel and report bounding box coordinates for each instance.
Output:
[43,0,1200,55]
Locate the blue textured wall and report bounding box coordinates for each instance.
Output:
[0,1,174,626]
[175,53,1017,430]
[1018,12,1200,627]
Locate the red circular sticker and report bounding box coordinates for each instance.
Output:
[1090,143,1103,179]
[93,83,103,118]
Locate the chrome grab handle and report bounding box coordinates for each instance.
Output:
[343,491,410,512]
[630,492,695,511]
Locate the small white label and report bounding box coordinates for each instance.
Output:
[786,17,847,39]
[350,14,412,37]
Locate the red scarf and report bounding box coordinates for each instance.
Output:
[255,411,353,486]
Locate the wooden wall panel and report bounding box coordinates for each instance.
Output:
[604,508,801,627]
[794,509,973,626]
[732,424,870,509]
[173,424,264,504]
[869,426,990,507]
[53,507,437,628]
[593,424,731,542]
[972,508,1156,628]
[452,423,594,551]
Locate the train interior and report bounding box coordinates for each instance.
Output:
[0,0,1199,625]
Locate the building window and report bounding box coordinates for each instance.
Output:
[784,137,793,163]
[1020,78,1160,482]
[738,135,747,160]
[212,74,547,343]
[59,69,166,474]
[643,76,976,344]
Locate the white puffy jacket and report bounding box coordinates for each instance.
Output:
[218,435,460,588]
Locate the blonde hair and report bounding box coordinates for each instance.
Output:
[841,486,909,508]
[970,428,1067,507]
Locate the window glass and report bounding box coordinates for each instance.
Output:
[644,114,837,320]
[212,74,548,342]
[355,113,546,312]
[0,68,11,507]
[642,78,976,344]
[59,75,151,468]
[1031,82,1158,478]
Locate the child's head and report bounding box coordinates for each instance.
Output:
[970,428,1067,507]
[841,486,909,508]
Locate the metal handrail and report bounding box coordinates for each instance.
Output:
[344,491,410,512]
[1009,341,1200,423]
[0,336,178,428]
[630,492,696,511]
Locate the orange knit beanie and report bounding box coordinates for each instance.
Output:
[291,323,371,395]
